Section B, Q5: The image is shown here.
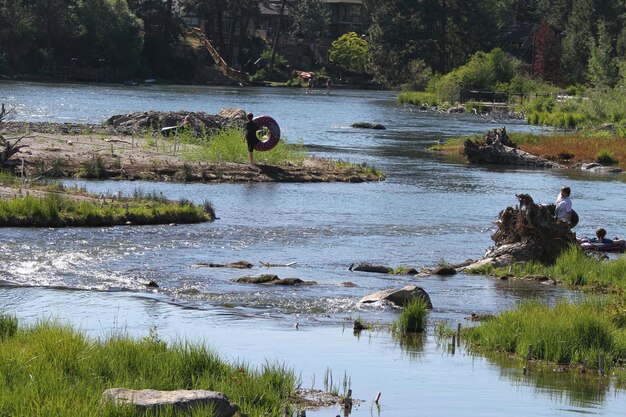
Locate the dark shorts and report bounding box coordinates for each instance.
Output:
[246,137,259,152]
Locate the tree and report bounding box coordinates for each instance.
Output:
[287,0,330,43]
[328,32,368,74]
[0,0,35,73]
[532,20,562,83]
[364,0,498,87]
[74,0,144,69]
[587,20,618,89]
[181,0,258,66]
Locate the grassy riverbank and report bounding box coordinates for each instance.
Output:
[467,246,626,291]
[0,173,213,227]
[431,130,626,170]
[460,247,626,378]
[462,299,626,372]
[0,316,296,416]
[4,122,384,183]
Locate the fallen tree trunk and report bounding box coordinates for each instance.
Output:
[463,127,564,169]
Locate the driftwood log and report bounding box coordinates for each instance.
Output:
[463,127,564,168]
[485,194,576,264]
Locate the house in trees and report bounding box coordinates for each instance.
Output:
[325,0,366,41]
[499,20,563,84]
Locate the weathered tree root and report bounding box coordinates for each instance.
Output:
[485,193,576,264]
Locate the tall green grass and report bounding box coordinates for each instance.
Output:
[0,194,212,227]
[0,320,297,417]
[397,91,439,106]
[392,298,429,334]
[526,111,587,128]
[463,299,626,368]
[472,246,626,290]
[179,127,307,165]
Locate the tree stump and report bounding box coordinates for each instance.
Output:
[485,193,576,264]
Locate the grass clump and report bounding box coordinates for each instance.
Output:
[392,298,429,334]
[0,319,297,416]
[463,299,626,369]
[596,149,618,165]
[180,127,307,166]
[397,91,439,107]
[0,313,18,339]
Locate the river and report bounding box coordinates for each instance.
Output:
[1,81,626,416]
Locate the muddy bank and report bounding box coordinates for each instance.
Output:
[2,115,384,183]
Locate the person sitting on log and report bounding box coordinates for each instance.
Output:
[555,186,572,223]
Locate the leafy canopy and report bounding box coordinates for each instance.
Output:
[328,32,369,74]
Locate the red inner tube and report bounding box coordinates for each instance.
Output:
[252,115,280,152]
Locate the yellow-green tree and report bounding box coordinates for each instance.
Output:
[328,32,368,74]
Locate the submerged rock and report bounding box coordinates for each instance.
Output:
[350,122,386,130]
[350,262,393,274]
[579,162,622,174]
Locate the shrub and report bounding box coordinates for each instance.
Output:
[596,150,618,165]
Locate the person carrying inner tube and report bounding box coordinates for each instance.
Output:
[244,112,260,165]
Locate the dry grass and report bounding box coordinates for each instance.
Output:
[514,132,626,168]
[436,132,626,169]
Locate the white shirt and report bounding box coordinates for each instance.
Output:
[555,194,572,220]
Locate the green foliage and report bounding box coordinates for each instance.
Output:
[587,20,619,89]
[365,0,498,87]
[0,320,296,416]
[0,314,18,340]
[397,91,439,106]
[78,155,107,178]
[463,299,626,368]
[0,0,143,75]
[526,111,587,129]
[288,0,330,42]
[392,298,428,334]
[181,127,307,166]
[0,193,212,227]
[328,32,369,74]
[596,150,618,165]
[483,247,626,291]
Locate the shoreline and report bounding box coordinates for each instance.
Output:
[2,120,385,184]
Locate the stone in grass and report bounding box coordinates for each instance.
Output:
[102,388,239,417]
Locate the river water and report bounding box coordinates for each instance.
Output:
[1,81,626,416]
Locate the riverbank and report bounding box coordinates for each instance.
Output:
[431,130,626,172]
[3,120,384,183]
[0,176,214,227]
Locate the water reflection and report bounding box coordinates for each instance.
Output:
[485,352,613,408]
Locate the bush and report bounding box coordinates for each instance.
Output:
[596,150,618,164]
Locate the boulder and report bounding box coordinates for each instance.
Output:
[102,389,238,416]
[360,285,432,309]
[431,266,456,276]
[234,274,279,284]
[350,122,386,130]
[579,162,622,174]
[350,262,392,274]
[234,275,315,285]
